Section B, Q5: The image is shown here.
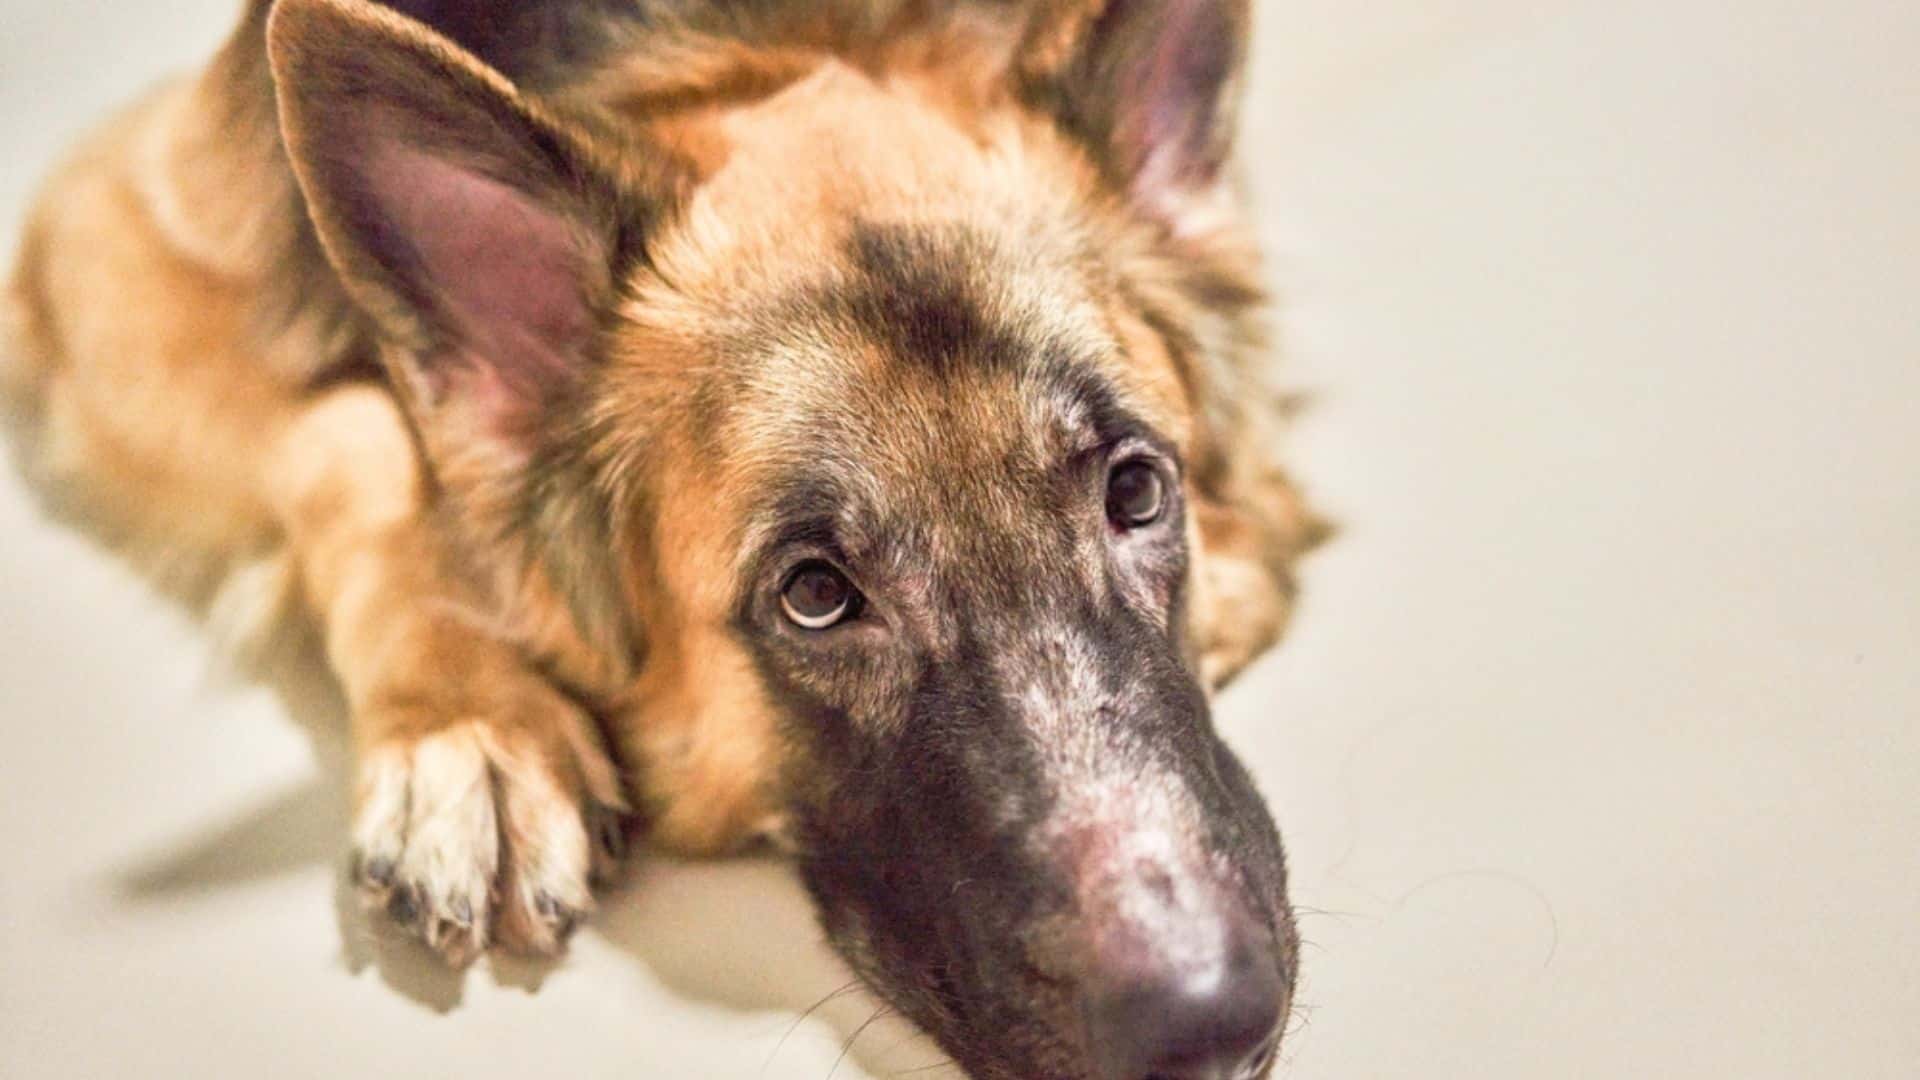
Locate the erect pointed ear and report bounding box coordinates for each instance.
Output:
[269,0,684,664]
[1018,0,1251,230]
[269,0,679,441]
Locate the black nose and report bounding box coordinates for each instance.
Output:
[1083,923,1286,1080]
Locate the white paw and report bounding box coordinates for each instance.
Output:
[350,698,628,965]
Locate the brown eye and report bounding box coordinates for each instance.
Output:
[781,562,859,629]
[1106,461,1166,527]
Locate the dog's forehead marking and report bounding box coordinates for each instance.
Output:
[615,54,1200,503]
[708,216,1142,563]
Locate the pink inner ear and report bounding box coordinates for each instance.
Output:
[1112,0,1238,212]
[364,138,596,406]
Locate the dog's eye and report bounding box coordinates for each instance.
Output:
[1106,461,1166,527]
[781,562,859,629]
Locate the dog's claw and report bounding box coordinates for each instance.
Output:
[355,849,395,883]
[422,915,481,967]
[386,885,420,927]
[531,891,580,942]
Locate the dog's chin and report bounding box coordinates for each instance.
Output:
[895,990,1091,1080]
[815,925,1072,1079]
[910,1002,1285,1080]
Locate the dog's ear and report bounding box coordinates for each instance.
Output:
[269,0,681,664]
[1018,0,1251,230]
[269,0,675,436]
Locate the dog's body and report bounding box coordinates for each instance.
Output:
[6,1,1319,1075]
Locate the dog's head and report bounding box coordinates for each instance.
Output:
[271,1,1311,1075]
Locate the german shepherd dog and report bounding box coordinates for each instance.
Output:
[4,1,1322,1076]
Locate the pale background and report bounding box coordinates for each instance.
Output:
[2,1,1916,1077]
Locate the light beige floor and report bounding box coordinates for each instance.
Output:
[3,1,1917,1077]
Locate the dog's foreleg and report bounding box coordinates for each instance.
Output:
[268,385,629,964]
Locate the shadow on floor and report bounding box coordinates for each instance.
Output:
[102,623,950,1077]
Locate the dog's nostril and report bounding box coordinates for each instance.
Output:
[1083,924,1284,1080]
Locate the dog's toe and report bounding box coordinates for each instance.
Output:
[347,714,621,965]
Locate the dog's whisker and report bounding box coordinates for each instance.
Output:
[762,979,864,1079]
[1290,903,1370,924]
[826,1004,893,1080]
[1285,999,1319,1040]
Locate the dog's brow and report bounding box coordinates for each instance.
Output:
[747,487,830,551]
[1039,361,1165,458]
[737,475,872,580]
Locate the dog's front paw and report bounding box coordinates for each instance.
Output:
[348,685,629,966]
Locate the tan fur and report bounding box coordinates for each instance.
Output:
[4,0,1320,964]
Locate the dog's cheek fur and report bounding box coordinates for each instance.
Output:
[607,444,791,855]
[620,622,788,854]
